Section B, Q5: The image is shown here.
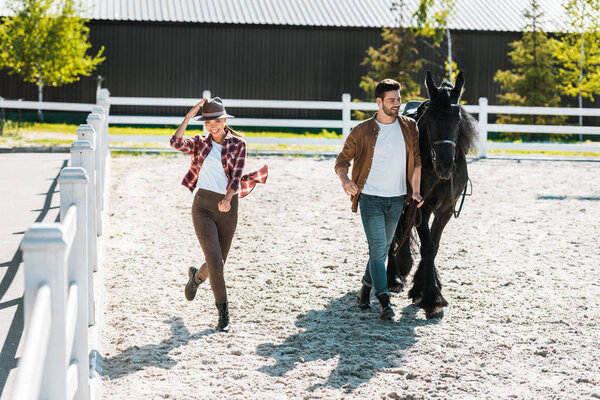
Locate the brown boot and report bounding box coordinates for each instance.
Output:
[184,267,205,301]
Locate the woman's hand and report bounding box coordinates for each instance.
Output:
[218,198,231,213]
[186,98,206,120]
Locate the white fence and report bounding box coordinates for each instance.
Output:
[476,98,600,157]
[2,92,600,158]
[10,89,110,400]
[104,92,600,157]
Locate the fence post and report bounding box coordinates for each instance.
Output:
[76,125,98,261]
[71,140,97,326]
[201,90,211,135]
[86,114,104,236]
[342,93,351,139]
[20,224,69,400]
[18,167,88,399]
[478,97,488,159]
[91,106,107,212]
[97,89,110,195]
[58,167,90,400]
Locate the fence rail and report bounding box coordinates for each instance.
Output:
[105,93,599,157]
[2,92,599,158]
[0,99,96,112]
[11,89,111,400]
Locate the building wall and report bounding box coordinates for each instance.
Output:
[0,21,528,120]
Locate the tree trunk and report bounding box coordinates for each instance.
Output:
[38,78,44,123]
[447,27,453,82]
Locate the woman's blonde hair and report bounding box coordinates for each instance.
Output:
[225,125,245,137]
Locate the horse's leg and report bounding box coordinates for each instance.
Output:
[411,211,448,318]
[386,210,414,293]
[431,211,452,257]
[407,211,431,305]
[427,211,452,299]
[387,233,412,293]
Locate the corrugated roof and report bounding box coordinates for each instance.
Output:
[0,0,569,32]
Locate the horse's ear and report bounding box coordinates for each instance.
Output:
[425,71,438,99]
[450,71,464,103]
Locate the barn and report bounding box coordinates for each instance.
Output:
[0,0,575,121]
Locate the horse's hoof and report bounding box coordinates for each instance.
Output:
[425,308,444,319]
[389,284,403,293]
[412,296,422,306]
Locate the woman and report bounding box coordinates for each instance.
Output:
[171,97,268,332]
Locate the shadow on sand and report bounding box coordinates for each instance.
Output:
[101,316,214,380]
[256,291,440,392]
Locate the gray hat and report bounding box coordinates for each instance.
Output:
[193,97,235,121]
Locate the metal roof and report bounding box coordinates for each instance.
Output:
[0,0,569,32]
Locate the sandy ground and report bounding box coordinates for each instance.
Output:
[101,154,600,400]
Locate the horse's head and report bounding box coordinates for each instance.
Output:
[423,70,464,180]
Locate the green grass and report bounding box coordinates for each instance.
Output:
[487,149,600,157]
[2,121,599,157]
[4,122,341,138]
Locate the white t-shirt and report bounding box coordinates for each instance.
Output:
[196,141,229,194]
[361,119,407,197]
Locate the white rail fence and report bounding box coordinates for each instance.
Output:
[105,92,600,157]
[2,92,600,158]
[10,89,110,400]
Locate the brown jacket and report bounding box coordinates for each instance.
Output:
[334,114,421,212]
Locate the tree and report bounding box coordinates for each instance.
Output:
[494,0,565,140]
[554,0,600,126]
[0,0,105,121]
[358,27,424,101]
[356,0,456,119]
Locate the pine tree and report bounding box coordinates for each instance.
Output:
[357,27,424,119]
[494,0,565,140]
[0,0,105,121]
[356,0,455,119]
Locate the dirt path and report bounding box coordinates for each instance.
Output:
[101,155,600,399]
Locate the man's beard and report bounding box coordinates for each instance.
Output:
[383,104,399,117]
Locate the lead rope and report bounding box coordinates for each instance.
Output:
[392,177,440,256]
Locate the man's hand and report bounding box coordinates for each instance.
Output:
[186,98,206,120]
[412,192,424,208]
[341,178,359,196]
[218,198,231,212]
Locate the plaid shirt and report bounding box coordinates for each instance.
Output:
[170,130,268,198]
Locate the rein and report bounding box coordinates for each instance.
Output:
[450,173,472,218]
[392,176,440,256]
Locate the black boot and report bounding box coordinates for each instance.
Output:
[185,267,205,301]
[376,293,395,321]
[357,284,372,309]
[215,302,230,332]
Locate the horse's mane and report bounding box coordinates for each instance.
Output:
[416,80,478,155]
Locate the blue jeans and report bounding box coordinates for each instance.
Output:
[359,193,405,297]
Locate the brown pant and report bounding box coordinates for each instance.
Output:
[192,188,238,304]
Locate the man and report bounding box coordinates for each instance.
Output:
[334,79,423,321]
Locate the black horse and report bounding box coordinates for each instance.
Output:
[386,71,478,318]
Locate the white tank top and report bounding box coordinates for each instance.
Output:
[196,141,229,194]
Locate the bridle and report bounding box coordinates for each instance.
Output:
[430,139,457,163]
[425,114,458,164]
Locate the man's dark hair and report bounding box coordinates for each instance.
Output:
[375,79,401,100]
